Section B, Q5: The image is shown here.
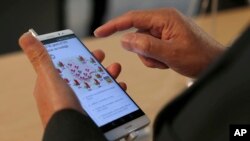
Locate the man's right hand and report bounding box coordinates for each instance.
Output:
[94,8,225,78]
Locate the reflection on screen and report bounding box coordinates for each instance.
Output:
[43,36,139,126]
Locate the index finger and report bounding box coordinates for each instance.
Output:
[94,10,154,37]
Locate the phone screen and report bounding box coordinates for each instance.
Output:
[41,34,145,132]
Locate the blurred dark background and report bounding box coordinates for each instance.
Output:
[0,0,248,55]
[0,0,61,54]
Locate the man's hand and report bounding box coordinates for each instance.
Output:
[19,33,126,127]
[94,8,224,78]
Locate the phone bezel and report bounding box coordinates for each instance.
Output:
[36,29,150,140]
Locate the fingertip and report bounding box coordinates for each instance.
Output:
[18,31,45,57]
[94,27,102,37]
[111,62,122,72]
[94,20,120,37]
[119,82,127,91]
[19,32,36,48]
[95,49,105,57]
[107,62,122,79]
[92,49,105,62]
[19,32,54,74]
[94,24,111,37]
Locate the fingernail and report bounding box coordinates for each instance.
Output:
[94,27,101,37]
[121,34,135,50]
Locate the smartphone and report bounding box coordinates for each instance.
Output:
[32,29,150,140]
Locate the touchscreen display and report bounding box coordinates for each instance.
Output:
[42,34,140,128]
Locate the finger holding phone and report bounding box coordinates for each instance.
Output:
[19,30,149,141]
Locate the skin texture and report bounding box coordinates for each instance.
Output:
[19,33,126,127]
[94,8,225,78]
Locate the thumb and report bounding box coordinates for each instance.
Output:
[121,32,169,62]
[19,32,55,74]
